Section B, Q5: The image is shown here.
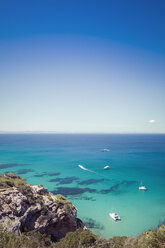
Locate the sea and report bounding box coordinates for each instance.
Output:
[0,133,165,238]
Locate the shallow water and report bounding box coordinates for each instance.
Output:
[0,134,165,238]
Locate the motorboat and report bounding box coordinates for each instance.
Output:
[139,186,147,191]
[139,181,147,191]
[109,212,121,221]
[103,149,110,152]
[104,165,110,170]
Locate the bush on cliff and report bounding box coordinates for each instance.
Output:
[54,229,98,248]
[0,227,54,248]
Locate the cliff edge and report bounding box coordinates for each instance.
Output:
[0,173,85,241]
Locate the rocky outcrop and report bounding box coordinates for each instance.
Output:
[0,173,85,241]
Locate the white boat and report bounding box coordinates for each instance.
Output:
[109,212,121,221]
[104,165,110,170]
[139,181,147,191]
[103,149,110,152]
[139,186,147,191]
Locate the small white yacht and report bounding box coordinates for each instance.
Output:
[139,180,147,191]
[139,186,147,191]
[104,165,110,170]
[109,212,121,221]
[103,148,110,152]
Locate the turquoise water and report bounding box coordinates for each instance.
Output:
[0,134,165,238]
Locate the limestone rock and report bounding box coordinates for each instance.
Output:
[0,173,85,241]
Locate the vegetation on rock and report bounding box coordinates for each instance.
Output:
[0,225,165,248]
[0,173,84,241]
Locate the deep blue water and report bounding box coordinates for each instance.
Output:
[0,134,165,238]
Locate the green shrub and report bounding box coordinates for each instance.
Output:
[0,229,54,248]
[54,229,98,248]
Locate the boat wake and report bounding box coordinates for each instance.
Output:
[77,164,111,180]
[78,164,94,173]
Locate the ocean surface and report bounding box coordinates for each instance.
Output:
[0,134,165,238]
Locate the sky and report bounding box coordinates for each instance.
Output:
[0,0,165,133]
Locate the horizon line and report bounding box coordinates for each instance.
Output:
[0,131,165,135]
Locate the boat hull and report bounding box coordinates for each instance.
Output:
[109,213,121,221]
[139,186,147,191]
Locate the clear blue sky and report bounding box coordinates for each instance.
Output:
[0,0,165,133]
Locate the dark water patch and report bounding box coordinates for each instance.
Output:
[81,196,96,201]
[51,187,97,197]
[34,173,46,177]
[100,183,120,194]
[69,195,96,201]
[100,180,137,194]
[17,169,34,175]
[47,172,61,176]
[78,179,104,185]
[0,163,31,169]
[51,180,136,197]
[34,172,61,177]
[84,218,104,230]
[49,176,79,185]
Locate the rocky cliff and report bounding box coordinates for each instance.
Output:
[0,173,85,241]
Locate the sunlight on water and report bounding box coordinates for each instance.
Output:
[0,134,165,238]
